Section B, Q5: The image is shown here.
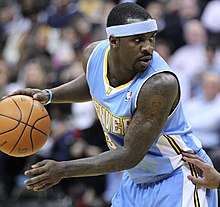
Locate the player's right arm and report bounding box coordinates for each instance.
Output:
[7,41,101,104]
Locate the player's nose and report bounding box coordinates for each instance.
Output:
[141,40,153,54]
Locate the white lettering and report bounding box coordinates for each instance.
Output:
[93,99,131,136]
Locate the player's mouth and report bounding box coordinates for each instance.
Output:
[139,56,152,67]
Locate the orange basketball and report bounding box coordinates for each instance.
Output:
[0,95,51,157]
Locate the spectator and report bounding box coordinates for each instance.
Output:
[184,71,220,156]
[155,38,172,63]
[205,37,220,74]
[46,0,80,28]
[201,0,220,34]
[169,19,208,102]
[145,1,166,33]
[0,59,10,98]
[158,0,202,53]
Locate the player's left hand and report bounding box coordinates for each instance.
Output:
[24,160,65,191]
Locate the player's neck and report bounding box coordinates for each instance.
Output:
[107,52,135,87]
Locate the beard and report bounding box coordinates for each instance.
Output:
[132,59,149,74]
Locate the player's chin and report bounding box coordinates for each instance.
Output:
[133,61,149,73]
[133,65,148,73]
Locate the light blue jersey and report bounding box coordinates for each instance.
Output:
[86,40,218,207]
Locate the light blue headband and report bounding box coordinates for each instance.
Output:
[106,19,157,37]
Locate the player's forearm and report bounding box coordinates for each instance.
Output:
[50,74,91,103]
[61,147,139,178]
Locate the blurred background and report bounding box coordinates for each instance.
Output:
[0,0,219,206]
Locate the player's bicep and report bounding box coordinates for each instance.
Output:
[124,73,178,159]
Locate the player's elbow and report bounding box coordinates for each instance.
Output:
[124,148,146,169]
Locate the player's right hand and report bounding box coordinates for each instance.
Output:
[3,88,50,105]
[24,159,65,191]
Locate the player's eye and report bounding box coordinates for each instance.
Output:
[149,34,156,41]
[133,37,142,43]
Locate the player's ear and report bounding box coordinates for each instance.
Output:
[109,35,119,48]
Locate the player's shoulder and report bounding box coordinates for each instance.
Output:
[134,71,179,117]
[145,72,178,87]
[140,72,179,102]
[84,41,101,57]
[82,41,102,73]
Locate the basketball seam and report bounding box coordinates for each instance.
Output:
[30,114,50,152]
[9,98,34,155]
[0,114,21,135]
[0,114,49,135]
[31,115,50,137]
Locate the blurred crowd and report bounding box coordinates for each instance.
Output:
[0,0,219,206]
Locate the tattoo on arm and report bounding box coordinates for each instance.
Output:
[125,73,178,158]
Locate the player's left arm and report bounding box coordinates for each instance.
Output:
[24,72,179,191]
[121,72,179,166]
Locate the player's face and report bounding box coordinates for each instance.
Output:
[118,31,156,73]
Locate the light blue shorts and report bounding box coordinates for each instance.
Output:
[112,150,218,207]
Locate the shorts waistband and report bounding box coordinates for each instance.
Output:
[136,167,182,188]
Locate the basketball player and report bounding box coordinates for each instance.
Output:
[9,3,218,207]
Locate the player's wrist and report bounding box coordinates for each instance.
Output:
[61,161,69,178]
[42,89,53,105]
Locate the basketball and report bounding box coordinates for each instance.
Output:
[0,95,51,157]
